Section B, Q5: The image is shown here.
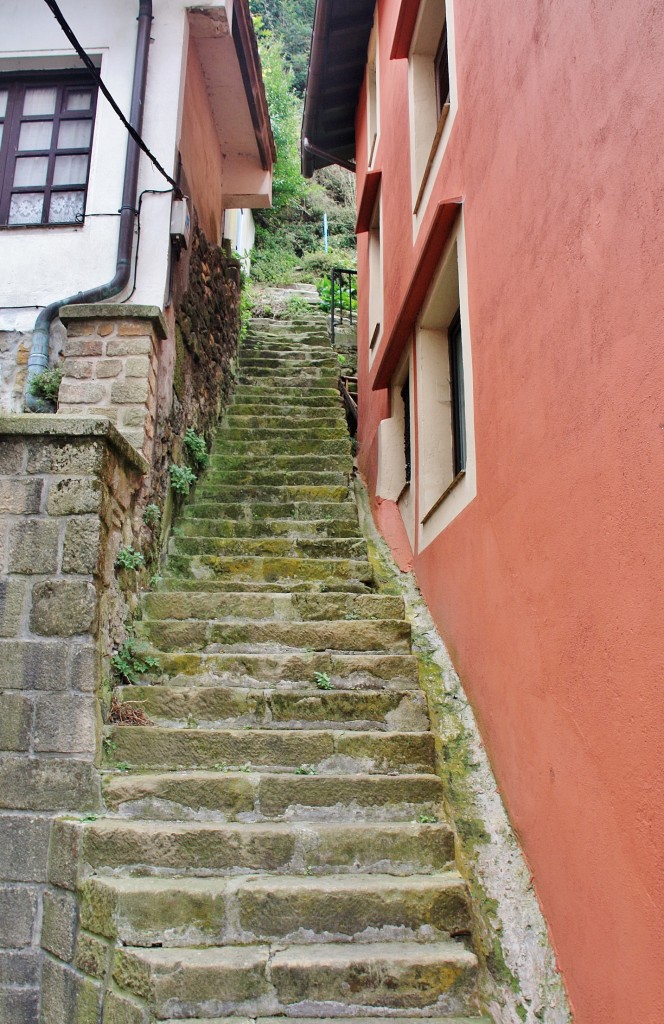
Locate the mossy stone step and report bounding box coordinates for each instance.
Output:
[141,651,419,688]
[208,453,350,471]
[112,941,478,1017]
[106,726,435,773]
[66,818,455,874]
[160,1018,490,1024]
[227,402,345,418]
[81,872,468,948]
[168,536,367,561]
[159,579,371,595]
[101,770,443,822]
[225,415,345,429]
[201,470,349,487]
[210,441,351,459]
[141,591,404,621]
[113,685,426,731]
[136,617,410,655]
[221,426,348,441]
[164,554,373,587]
[184,500,359,522]
[195,483,350,501]
[228,393,342,408]
[174,517,362,539]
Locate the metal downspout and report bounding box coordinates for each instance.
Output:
[25,0,153,411]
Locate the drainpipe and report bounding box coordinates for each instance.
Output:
[25,0,153,411]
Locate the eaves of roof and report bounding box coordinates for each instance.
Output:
[301,0,376,177]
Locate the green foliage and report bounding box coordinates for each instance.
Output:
[250,0,315,96]
[256,25,307,212]
[295,764,318,775]
[313,671,333,690]
[111,639,159,685]
[240,281,255,341]
[417,813,438,824]
[115,546,145,572]
[286,295,312,318]
[28,366,63,403]
[170,464,197,496]
[143,504,161,528]
[184,428,209,472]
[318,273,357,314]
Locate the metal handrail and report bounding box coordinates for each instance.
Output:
[330,267,357,345]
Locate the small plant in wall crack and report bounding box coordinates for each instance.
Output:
[170,464,197,496]
[143,503,162,529]
[115,546,145,572]
[184,428,209,472]
[111,638,159,686]
[28,366,64,404]
[313,671,333,690]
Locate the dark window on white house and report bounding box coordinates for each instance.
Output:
[448,308,466,476]
[0,73,98,227]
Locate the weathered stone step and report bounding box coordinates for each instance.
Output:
[163,1017,491,1024]
[225,415,345,430]
[208,453,350,471]
[227,401,344,418]
[141,651,419,688]
[168,537,367,562]
[102,770,443,822]
[200,470,349,487]
[136,617,409,655]
[113,685,426,731]
[164,554,373,587]
[195,483,350,501]
[238,365,339,380]
[184,500,358,522]
[113,941,478,1017]
[106,727,435,773]
[240,353,338,365]
[141,591,404,622]
[221,426,348,441]
[159,579,371,595]
[227,392,342,409]
[174,517,362,540]
[67,819,455,875]
[81,872,468,947]
[209,441,351,459]
[234,384,339,399]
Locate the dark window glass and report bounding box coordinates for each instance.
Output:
[0,72,97,227]
[401,376,412,485]
[434,25,450,116]
[448,309,466,476]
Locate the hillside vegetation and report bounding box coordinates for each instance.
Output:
[249,0,357,285]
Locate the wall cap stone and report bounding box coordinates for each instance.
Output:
[59,304,168,341]
[0,415,149,474]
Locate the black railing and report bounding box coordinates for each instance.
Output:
[330,267,357,346]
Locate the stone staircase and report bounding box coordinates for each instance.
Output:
[58,309,492,1023]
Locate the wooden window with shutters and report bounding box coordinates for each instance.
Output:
[0,72,98,227]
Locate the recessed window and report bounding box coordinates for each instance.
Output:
[0,73,97,227]
[366,18,379,166]
[408,0,455,214]
[368,189,383,358]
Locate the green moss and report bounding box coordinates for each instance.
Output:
[486,935,521,993]
[173,325,186,401]
[516,1004,528,1022]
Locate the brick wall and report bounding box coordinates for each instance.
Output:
[0,416,147,1023]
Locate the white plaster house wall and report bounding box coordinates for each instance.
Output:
[224,207,256,272]
[0,0,211,333]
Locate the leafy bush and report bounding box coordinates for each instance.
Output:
[142,504,161,528]
[184,428,209,472]
[170,464,197,496]
[28,367,63,403]
[111,639,159,685]
[115,546,145,571]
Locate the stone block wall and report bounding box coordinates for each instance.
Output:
[0,323,66,415]
[0,416,147,1023]
[56,306,167,457]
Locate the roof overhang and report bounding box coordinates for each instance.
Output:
[189,1,276,207]
[301,0,376,178]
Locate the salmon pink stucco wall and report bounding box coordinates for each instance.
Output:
[179,43,225,242]
[355,1,664,1022]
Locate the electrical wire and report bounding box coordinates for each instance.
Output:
[41,0,182,197]
[121,187,174,304]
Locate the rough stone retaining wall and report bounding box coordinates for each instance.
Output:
[0,416,147,1024]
